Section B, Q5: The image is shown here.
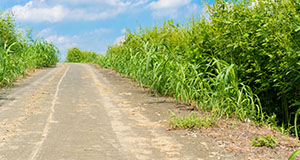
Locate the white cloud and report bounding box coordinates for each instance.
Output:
[67,7,125,21]
[52,0,131,7]
[12,1,68,23]
[113,28,129,45]
[121,28,127,34]
[187,3,201,14]
[59,0,149,7]
[94,28,112,34]
[85,28,113,36]
[114,35,126,45]
[38,28,52,36]
[45,35,77,53]
[10,0,147,23]
[149,0,191,9]
[151,8,178,18]
[148,0,192,18]
[46,35,65,44]
[184,3,209,19]
[131,0,149,7]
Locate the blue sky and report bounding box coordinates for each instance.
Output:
[1,0,213,60]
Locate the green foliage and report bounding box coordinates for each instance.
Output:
[252,135,277,147]
[169,111,214,129]
[66,48,83,63]
[98,19,263,123]
[65,47,103,63]
[0,11,17,49]
[101,0,299,134]
[208,0,300,130]
[75,0,300,136]
[289,148,300,160]
[0,11,59,87]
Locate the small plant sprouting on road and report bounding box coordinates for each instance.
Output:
[252,135,277,148]
[168,111,214,129]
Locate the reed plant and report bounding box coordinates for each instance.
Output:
[98,22,263,123]
[69,0,300,137]
[0,12,59,87]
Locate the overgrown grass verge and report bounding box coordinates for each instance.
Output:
[66,0,300,138]
[0,12,59,87]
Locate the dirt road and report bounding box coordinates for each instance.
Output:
[0,63,237,160]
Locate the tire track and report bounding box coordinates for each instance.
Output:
[29,64,70,160]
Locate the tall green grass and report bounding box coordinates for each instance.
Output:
[207,0,300,129]
[68,0,300,136]
[0,12,59,87]
[98,26,263,122]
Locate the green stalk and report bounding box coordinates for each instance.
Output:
[289,148,300,160]
[295,107,300,139]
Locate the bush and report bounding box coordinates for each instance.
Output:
[65,47,103,63]
[0,11,59,87]
[66,48,83,63]
[208,0,300,128]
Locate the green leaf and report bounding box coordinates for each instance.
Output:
[289,148,300,160]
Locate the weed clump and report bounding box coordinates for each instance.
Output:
[169,111,215,129]
[252,135,277,147]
